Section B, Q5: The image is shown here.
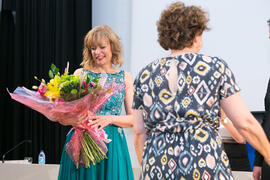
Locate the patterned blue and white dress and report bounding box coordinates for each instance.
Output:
[133,53,240,180]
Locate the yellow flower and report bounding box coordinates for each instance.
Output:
[45,75,61,100]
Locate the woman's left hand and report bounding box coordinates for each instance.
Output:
[87,115,115,130]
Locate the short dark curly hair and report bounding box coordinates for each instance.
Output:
[157,2,209,51]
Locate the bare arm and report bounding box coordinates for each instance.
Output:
[88,71,134,129]
[133,110,147,164]
[220,92,270,165]
[220,108,246,144]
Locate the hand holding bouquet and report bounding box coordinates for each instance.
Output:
[8,63,124,168]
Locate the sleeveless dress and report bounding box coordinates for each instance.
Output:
[58,70,134,180]
[133,54,240,180]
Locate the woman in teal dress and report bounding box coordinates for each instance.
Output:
[57,25,134,180]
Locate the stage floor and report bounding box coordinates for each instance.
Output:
[0,163,253,180]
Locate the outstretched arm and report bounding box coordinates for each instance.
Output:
[221,92,270,165]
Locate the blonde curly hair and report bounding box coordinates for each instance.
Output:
[81,25,123,68]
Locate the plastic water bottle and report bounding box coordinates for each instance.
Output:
[38,150,46,164]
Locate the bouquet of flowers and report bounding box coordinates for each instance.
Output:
[8,63,124,168]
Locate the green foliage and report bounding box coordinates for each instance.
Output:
[49,63,60,79]
[43,63,101,101]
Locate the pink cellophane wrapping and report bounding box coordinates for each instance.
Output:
[8,87,91,122]
[8,80,124,168]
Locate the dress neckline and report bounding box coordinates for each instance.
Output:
[165,52,198,59]
[83,69,123,75]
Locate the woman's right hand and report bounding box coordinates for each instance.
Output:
[221,92,270,167]
[57,111,88,128]
[253,166,262,180]
[265,157,270,167]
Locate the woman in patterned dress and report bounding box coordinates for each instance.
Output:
[132,2,270,180]
[57,25,134,180]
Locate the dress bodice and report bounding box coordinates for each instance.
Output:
[132,53,238,180]
[133,53,240,132]
[84,70,125,116]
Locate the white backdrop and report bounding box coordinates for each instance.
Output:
[93,0,270,168]
[130,0,270,111]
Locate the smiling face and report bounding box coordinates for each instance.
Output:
[90,38,112,67]
[81,25,123,69]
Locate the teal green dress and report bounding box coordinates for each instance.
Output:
[58,70,134,180]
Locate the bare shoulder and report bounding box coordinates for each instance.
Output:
[74,68,83,75]
[124,71,133,82]
[123,71,133,90]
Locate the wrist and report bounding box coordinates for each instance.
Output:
[263,144,270,165]
[265,157,270,166]
[110,116,114,125]
[221,117,229,124]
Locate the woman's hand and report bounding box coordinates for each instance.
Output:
[57,111,88,128]
[221,93,270,167]
[253,166,262,180]
[265,156,270,167]
[87,115,115,130]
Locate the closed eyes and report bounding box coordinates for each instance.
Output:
[91,46,106,51]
